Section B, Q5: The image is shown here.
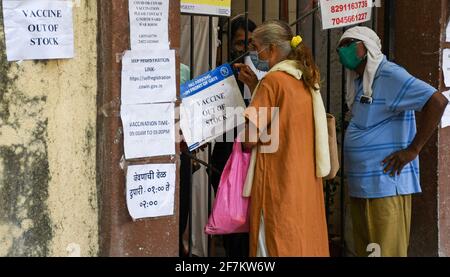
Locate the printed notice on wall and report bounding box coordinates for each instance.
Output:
[443,49,450,88]
[319,0,375,30]
[126,163,176,220]
[121,103,175,159]
[129,0,169,50]
[446,20,450,42]
[180,64,245,151]
[121,50,177,105]
[181,0,231,17]
[2,0,74,61]
[441,90,450,129]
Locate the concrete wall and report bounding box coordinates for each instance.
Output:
[0,0,98,257]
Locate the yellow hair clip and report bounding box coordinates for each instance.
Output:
[291,35,303,49]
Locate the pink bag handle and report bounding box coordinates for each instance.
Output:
[233,137,243,154]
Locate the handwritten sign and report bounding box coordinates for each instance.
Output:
[319,0,373,30]
[2,0,74,61]
[180,64,245,151]
[121,103,175,159]
[181,0,231,16]
[126,163,176,220]
[128,0,169,50]
[121,50,177,105]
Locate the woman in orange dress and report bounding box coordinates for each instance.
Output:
[236,20,330,257]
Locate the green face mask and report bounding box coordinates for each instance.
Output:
[338,41,365,70]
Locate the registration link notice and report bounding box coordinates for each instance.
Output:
[319,0,374,29]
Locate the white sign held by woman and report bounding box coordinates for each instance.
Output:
[180,64,245,151]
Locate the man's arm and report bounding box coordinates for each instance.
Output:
[383,92,449,176]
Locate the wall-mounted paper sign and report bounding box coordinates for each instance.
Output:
[319,0,373,30]
[2,0,74,61]
[443,49,450,88]
[441,90,450,129]
[121,50,177,105]
[180,64,245,151]
[446,20,450,42]
[121,103,175,159]
[128,0,169,50]
[181,0,231,17]
[126,163,176,220]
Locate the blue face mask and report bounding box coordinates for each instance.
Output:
[249,51,269,72]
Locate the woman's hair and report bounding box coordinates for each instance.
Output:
[252,20,320,91]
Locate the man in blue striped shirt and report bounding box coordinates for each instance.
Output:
[337,27,448,257]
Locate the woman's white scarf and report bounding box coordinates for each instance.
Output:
[243,60,330,196]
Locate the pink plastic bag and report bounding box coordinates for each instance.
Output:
[205,139,251,235]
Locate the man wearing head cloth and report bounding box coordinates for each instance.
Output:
[337,26,448,257]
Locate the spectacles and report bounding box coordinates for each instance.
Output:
[336,39,361,53]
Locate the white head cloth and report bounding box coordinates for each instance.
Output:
[339,26,384,109]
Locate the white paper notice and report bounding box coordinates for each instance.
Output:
[129,0,169,50]
[181,0,231,17]
[441,90,450,129]
[319,0,372,30]
[243,56,267,101]
[121,103,175,159]
[443,49,450,88]
[446,20,450,42]
[2,0,74,61]
[180,64,246,151]
[121,50,177,105]
[126,163,176,220]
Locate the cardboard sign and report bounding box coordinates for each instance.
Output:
[180,64,245,151]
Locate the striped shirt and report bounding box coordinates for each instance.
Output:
[344,56,436,198]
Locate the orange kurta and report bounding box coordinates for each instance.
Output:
[244,71,329,257]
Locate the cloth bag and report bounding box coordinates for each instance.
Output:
[205,139,251,235]
[324,113,340,180]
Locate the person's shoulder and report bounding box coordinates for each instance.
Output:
[379,60,410,79]
[264,71,286,79]
[262,71,296,84]
[257,72,288,94]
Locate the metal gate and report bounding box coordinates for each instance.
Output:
[180,0,392,257]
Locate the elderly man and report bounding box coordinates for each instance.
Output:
[337,26,448,257]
